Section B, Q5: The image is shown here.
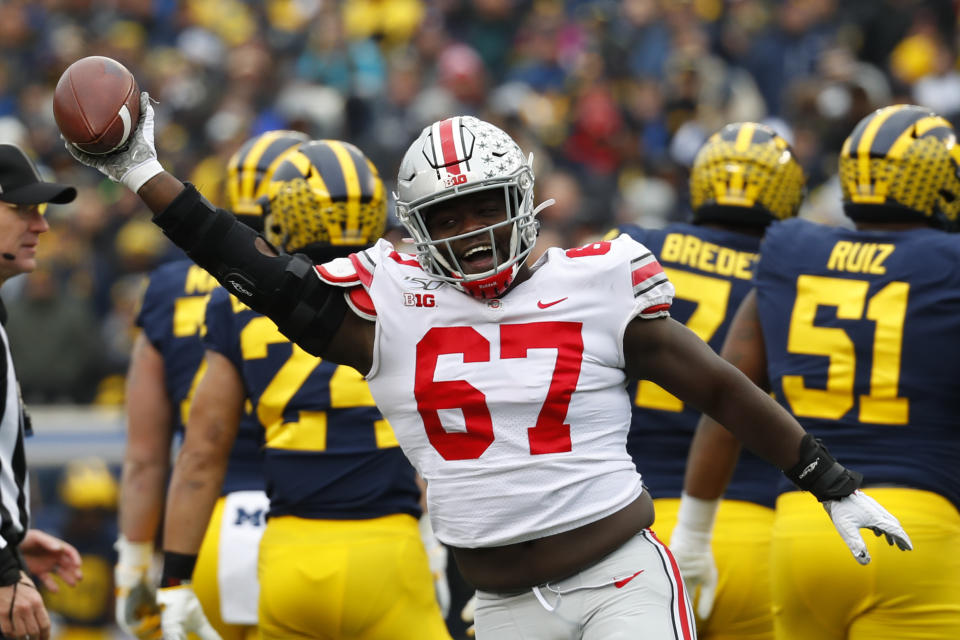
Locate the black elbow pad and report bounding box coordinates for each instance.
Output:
[263,254,349,356]
[153,183,347,354]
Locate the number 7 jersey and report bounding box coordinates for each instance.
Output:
[320,236,675,548]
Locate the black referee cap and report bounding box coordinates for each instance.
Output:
[0,144,76,206]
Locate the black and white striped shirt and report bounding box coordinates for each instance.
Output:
[0,299,30,565]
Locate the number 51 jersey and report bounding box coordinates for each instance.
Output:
[321,236,675,549]
[756,218,960,510]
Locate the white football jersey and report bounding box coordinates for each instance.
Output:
[317,234,675,547]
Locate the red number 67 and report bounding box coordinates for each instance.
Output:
[414,322,584,460]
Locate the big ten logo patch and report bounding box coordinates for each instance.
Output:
[443,174,468,188]
[403,292,436,307]
[234,506,266,527]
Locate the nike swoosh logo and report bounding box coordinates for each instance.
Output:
[537,297,568,309]
[614,570,644,588]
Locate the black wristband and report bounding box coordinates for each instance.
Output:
[160,551,197,588]
[784,434,863,501]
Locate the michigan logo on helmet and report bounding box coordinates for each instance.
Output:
[264,140,387,253]
[690,122,806,226]
[840,104,960,229]
[395,116,546,299]
[226,129,309,226]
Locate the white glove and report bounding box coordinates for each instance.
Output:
[669,493,720,619]
[823,490,913,565]
[114,537,162,640]
[418,515,451,618]
[156,585,221,640]
[64,92,164,192]
[461,593,477,637]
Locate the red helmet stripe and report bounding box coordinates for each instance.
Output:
[437,118,462,175]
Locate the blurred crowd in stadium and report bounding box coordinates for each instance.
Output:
[0,0,958,405]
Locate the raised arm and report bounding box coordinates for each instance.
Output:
[64,95,364,368]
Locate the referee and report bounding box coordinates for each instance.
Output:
[0,143,77,640]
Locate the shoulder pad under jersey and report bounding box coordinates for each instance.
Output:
[315,256,362,287]
[315,254,377,320]
[609,235,674,319]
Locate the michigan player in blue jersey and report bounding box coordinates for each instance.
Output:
[606,122,805,640]
[115,130,306,640]
[155,140,452,640]
[679,104,960,639]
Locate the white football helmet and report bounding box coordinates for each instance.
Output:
[395,116,545,299]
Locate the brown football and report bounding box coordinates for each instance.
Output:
[53,56,140,155]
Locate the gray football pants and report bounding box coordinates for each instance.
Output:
[474,529,696,640]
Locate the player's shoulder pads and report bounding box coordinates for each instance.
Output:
[316,255,377,320]
[612,235,674,319]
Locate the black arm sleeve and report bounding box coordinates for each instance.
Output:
[152,184,346,355]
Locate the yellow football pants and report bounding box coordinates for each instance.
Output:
[193,496,258,640]
[654,497,775,640]
[257,513,451,640]
[772,488,960,640]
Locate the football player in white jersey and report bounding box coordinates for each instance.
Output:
[65,94,912,640]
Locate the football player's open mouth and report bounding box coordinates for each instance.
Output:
[461,243,496,273]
